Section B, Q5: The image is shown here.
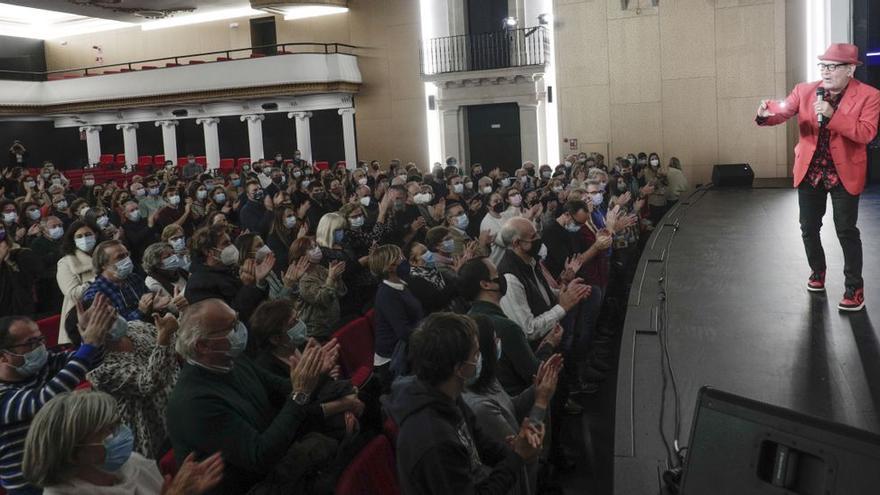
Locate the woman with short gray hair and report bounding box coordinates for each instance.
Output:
[22,390,223,494]
[142,242,189,314]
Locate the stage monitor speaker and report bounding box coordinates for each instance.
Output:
[712,163,754,187]
[680,387,880,495]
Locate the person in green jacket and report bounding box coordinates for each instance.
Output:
[166,298,363,494]
[458,257,561,397]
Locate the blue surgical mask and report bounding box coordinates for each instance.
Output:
[591,193,603,206]
[349,216,365,229]
[114,257,134,279]
[169,237,186,253]
[333,229,345,244]
[287,320,308,348]
[464,353,482,386]
[100,424,134,472]
[456,213,469,230]
[109,316,129,341]
[10,344,47,377]
[441,238,455,254]
[160,254,180,271]
[226,321,248,359]
[420,251,436,267]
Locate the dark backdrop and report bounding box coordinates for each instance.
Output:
[0,35,45,81]
[0,111,346,169]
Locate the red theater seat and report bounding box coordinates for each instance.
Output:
[331,316,374,388]
[178,157,188,166]
[138,155,153,166]
[99,154,114,165]
[335,435,399,495]
[236,158,251,169]
[37,315,61,349]
[159,450,178,477]
[188,60,205,64]
[315,161,329,171]
[154,155,165,165]
[215,57,230,62]
[195,156,207,166]
[115,154,126,165]
[141,65,157,70]
[165,63,180,68]
[219,158,234,172]
[250,52,266,58]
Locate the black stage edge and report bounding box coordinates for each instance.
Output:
[613,184,880,494]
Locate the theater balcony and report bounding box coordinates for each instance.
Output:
[0,43,361,115]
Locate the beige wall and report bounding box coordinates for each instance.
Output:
[43,0,427,167]
[554,0,791,186]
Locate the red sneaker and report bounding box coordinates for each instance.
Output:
[807,271,826,292]
[838,287,865,312]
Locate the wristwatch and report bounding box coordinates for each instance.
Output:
[291,392,310,405]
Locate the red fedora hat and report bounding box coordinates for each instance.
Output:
[817,43,863,66]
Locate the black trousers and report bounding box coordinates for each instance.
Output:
[797,181,863,289]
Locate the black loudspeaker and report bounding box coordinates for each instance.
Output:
[679,387,880,495]
[712,163,754,187]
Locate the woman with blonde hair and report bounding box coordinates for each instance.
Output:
[22,390,223,494]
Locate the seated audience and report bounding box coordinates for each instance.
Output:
[82,240,151,322]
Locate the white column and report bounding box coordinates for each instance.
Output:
[533,74,549,165]
[154,120,179,163]
[518,103,540,165]
[240,114,265,162]
[288,111,313,163]
[116,123,139,166]
[196,118,221,170]
[338,108,357,170]
[79,126,102,166]
[440,107,462,166]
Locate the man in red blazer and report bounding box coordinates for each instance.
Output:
[757,43,880,311]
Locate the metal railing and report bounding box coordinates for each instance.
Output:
[0,42,358,81]
[420,26,548,76]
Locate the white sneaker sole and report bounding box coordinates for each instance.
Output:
[807,285,826,292]
[838,302,865,312]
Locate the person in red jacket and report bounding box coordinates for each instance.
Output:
[756,43,880,311]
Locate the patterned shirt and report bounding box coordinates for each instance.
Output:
[83,274,148,321]
[806,88,846,190]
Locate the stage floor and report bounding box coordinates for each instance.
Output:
[614,185,880,494]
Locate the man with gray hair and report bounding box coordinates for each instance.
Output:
[167,298,362,494]
[497,217,589,342]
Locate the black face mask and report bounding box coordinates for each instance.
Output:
[492,202,505,214]
[252,190,264,201]
[525,237,542,258]
[312,191,325,201]
[488,276,507,297]
[525,168,535,177]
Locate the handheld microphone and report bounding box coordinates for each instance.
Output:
[816,87,826,125]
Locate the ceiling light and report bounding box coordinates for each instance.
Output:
[0,2,130,40]
[282,5,348,20]
[141,7,263,31]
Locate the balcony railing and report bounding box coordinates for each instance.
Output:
[420,27,549,76]
[0,42,358,81]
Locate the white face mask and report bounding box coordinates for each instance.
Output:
[453,183,464,194]
[308,246,323,263]
[650,159,660,167]
[349,216,365,228]
[167,195,180,206]
[75,235,96,253]
[284,216,297,229]
[218,244,239,266]
[359,196,371,207]
[413,193,432,204]
[481,186,492,195]
[254,245,271,264]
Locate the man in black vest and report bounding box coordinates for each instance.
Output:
[497,217,605,392]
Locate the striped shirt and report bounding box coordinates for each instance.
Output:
[0,344,102,491]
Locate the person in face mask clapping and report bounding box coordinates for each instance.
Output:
[63,292,183,459]
[184,223,272,325]
[288,236,347,342]
[82,240,153,322]
[0,296,115,494]
[235,233,298,302]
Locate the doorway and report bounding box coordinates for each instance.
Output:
[465,0,510,71]
[465,103,521,173]
[250,16,277,55]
